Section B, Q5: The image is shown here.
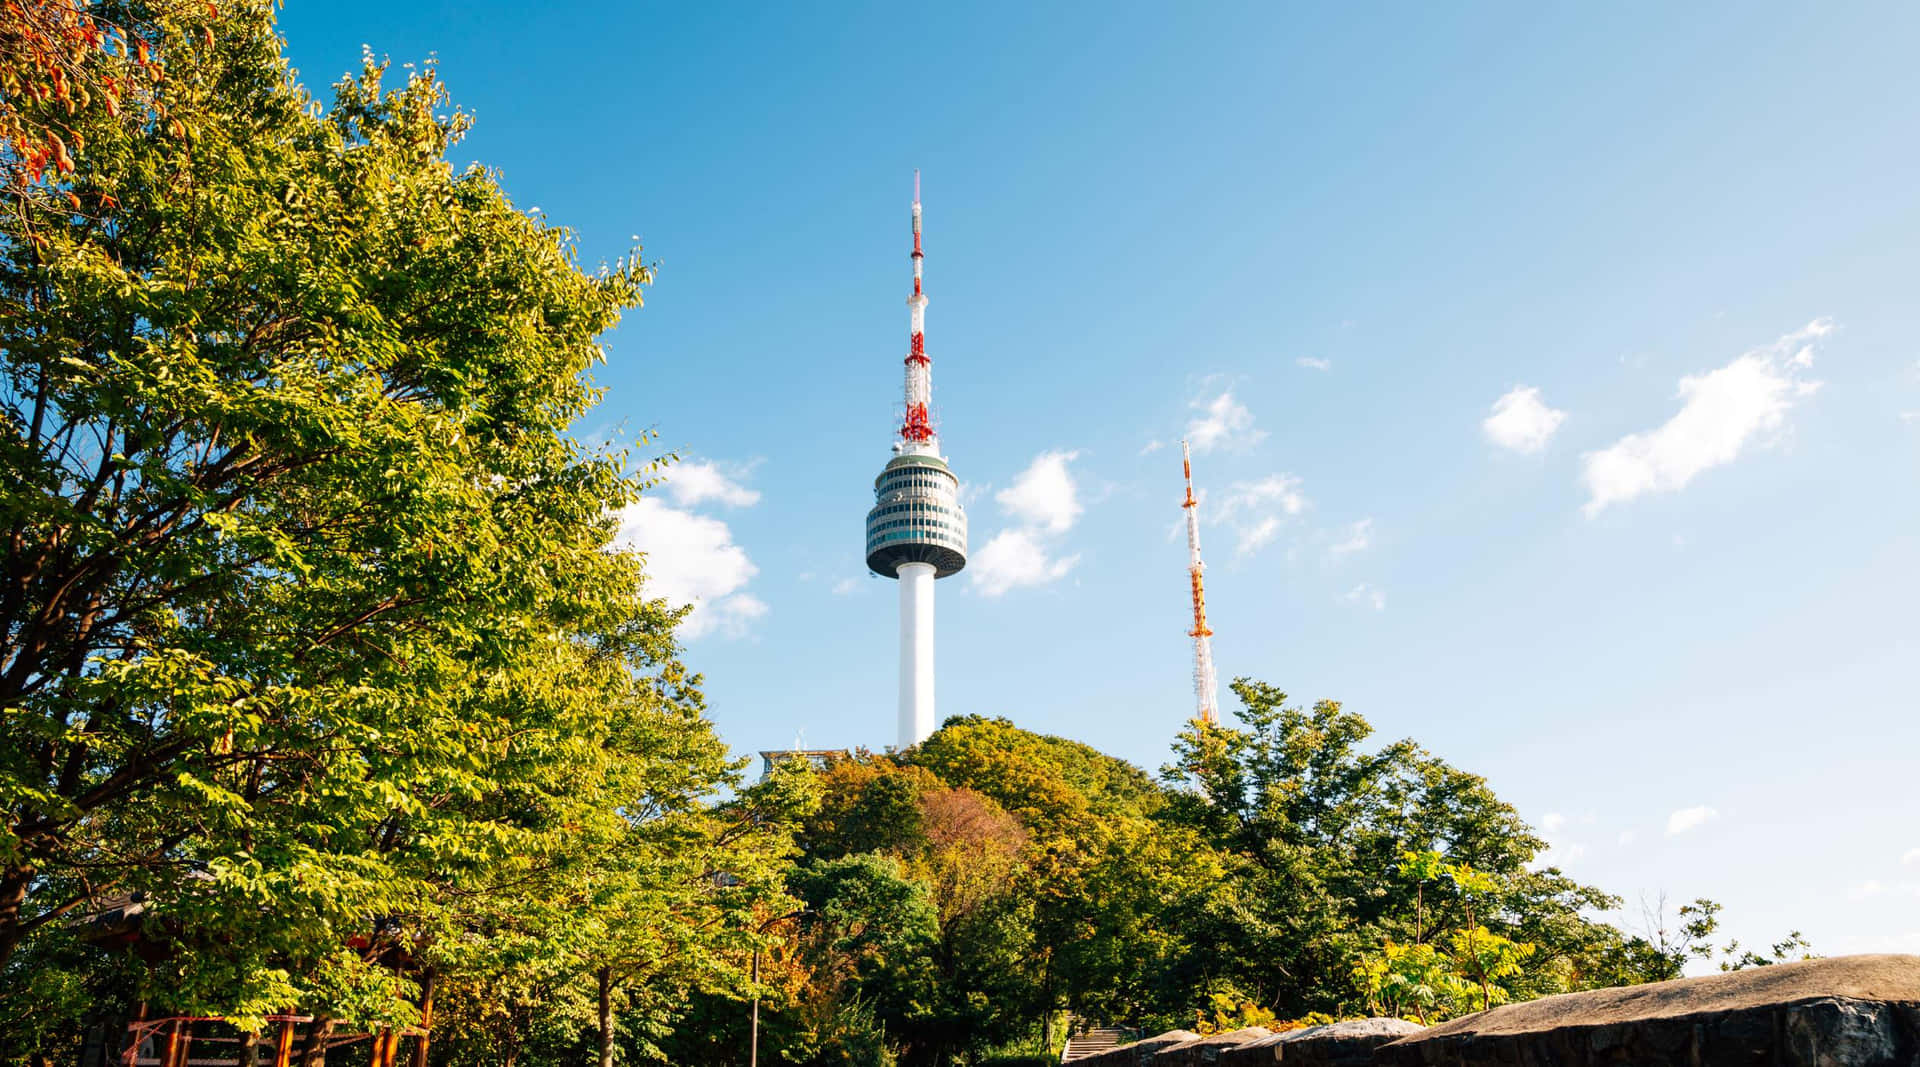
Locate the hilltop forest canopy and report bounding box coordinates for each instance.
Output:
[0,4,1802,1067]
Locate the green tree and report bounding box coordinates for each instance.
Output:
[0,2,778,1058]
[1161,680,1633,1017]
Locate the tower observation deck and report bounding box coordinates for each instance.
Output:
[865,173,967,750]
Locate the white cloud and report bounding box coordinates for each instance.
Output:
[1666,805,1719,836]
[1617,831,1637,847]
[1582,319,1831,515]
[661,459,761,508]
[970,450,1087,597]
[1297,357,1332,372]
[1206,474,1308,559]
[1237,517,1281,556]
[1849,880,1886,901]
[1140,439,1166,455]
[1483,386,1567,454]
[1343,584,1386,611]
[970,529,1080,597]
[1217,474,1309,521]
[995,450,1083,534]
[1329,518,1373,558]
[1902,847,1920,866]
[612,495,765,639]
[1187,391,1266,454]
[1900,412,1920,424]
[1540,842,1586,866]
[1540,813,1566,833]
[831,577,861,596]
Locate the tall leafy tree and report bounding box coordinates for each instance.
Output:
[0,1,787,1056]
[1161,680,1636,1017]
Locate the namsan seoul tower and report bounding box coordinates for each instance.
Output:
[865,173,968,751]
[1181,440,1220,725]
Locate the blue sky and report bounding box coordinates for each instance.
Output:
[279,4,1920,964]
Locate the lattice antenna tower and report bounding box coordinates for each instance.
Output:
[1181,440,1219,725]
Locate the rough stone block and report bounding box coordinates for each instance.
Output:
[1373,954,1920,1067]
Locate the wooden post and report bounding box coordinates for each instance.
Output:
[172,1022,194,1067]
[272,1023,295,1067]
[160,1022,182,1067]
[409,971,435,1067]
[123,1004,148,1067]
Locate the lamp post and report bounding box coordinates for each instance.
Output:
[750,909,810,1067]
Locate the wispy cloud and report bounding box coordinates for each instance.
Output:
[1902,847,1920,866]
[1216,474,1309,521]
[971,451,1086,597]
[1343,583,1386,611]
[1209,474,1309,559]
[1583,320,1831,515]
[831,577,862,596]
[1666,805,1719,836]
[1140,439,1167,455]
[1297,357,1332,372]
[1236,517,1281,556]
[1187,391,1266,454]
[1328,518,1374,558]
[1483,386,1567,454]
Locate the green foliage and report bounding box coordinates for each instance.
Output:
[0,3,796,1061]
[1193,991,1280,1034]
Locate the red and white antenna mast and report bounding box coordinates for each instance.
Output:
[1182,440,1219,725]
[899,170,937,453]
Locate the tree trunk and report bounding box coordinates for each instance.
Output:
[597,967,615,1067]
[499,1011,518,1067]
[0,864,34,971]
[297,1016,334,1067]
[237,1029,260,1067]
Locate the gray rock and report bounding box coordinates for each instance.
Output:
[1373,953,1920,1067]
[1153,1027,1273,1066]
[1082,1030,1201,1067]
[1217,1019,1425,1066]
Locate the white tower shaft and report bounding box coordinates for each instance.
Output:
[898,561,936,748]
[1182,440,1219,724]
[865,173,966,752]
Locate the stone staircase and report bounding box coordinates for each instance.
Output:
[1061,1027,1134,1063]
